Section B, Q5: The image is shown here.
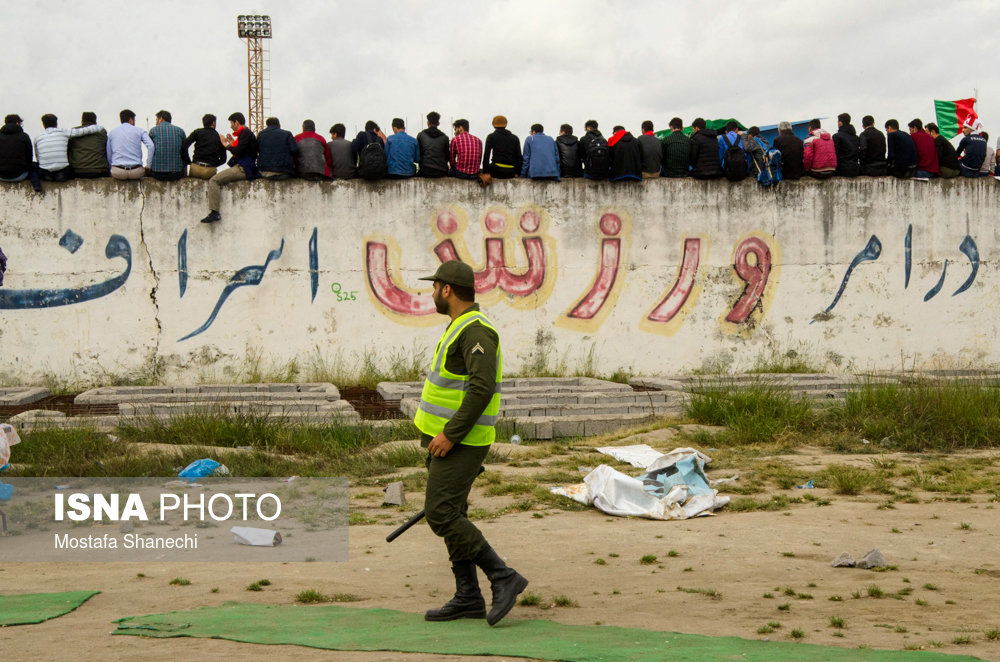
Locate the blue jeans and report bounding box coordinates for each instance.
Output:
[915,170,938,178]
[960,165,985,178]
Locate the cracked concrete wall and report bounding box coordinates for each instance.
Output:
[0,177,997,384]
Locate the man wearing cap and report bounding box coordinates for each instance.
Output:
[0,114,42,191]
[481,116,521,179]
[414,260,528,626]
[956,118,989,178]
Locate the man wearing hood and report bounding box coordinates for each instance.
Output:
[689,118,724,179]
[0,114,41,191]
[481,116,521,179]
[803,119,837,179]
[608,125,642,182]
[556,124,582,178]
[418,112,449,178]
[832,113,860,177]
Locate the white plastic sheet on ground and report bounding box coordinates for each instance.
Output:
[231,526,283,546]
[551,446,730,520]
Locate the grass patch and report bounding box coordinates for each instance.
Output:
[685,381,812,444]
[169,577,191,586]
[552,595,578,607]
[518,591,542,607]
[829,616,845,628]
[676,586,721,600]
[295,589,359,603]
[640,554,658,565]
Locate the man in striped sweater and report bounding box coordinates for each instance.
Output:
[34,114,104,181]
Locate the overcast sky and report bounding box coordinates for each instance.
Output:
[5,0,999,144]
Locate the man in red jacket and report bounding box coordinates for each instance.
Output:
[803,119,837,179]
[907,119,940,179]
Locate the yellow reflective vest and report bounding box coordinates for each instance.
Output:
[413,309,502,446]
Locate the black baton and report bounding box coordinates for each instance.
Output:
[386,465,485,543]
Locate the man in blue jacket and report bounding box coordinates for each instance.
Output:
[956,118,988,177]
[256,117,299,180]
[385,118,419,179]
[519,124,560,181]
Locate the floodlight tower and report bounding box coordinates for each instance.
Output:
[237,14,272,134]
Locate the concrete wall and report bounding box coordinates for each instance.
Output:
[0,177,996,384]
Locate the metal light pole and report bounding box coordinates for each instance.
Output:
[237,14,272,134]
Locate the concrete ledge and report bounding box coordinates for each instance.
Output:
[0,387,50,406]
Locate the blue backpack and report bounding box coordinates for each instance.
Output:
[757,141,783,187]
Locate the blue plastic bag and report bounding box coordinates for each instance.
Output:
[0,482,13,500]
[178,458,220,481]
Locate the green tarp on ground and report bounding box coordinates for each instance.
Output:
[113,603,983,662]
[0,590,100,626]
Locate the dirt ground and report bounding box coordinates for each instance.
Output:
[3,434,999,662]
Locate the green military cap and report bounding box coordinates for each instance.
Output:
[419,260,475,288]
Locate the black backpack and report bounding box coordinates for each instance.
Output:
[358,140,387,180]
[721,133,748,182]
[585,136,611,179]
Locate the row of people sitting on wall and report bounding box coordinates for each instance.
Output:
[1,109,997,221]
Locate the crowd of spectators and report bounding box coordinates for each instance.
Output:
[1,109,996,222]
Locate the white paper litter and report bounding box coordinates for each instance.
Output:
[0,423,21,467]
[230,526,282,546]
[551,447,730,520]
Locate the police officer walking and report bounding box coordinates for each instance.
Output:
[414,260,528,626]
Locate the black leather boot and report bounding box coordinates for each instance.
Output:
[424,560,486,621]
[474,545,528,626]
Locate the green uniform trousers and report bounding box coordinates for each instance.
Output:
[423,438,490,562]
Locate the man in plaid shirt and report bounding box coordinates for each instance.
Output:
[148,110,187,181]
[449,119,482,180]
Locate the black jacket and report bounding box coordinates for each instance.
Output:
[689,128,724,178]
[886,131,918,169]
[0,122,33,178]
[417,127,449,175]
[859,127,887,175]
[256,126,298,174]
[482,127,521,173]
[773,133,805,180]
[556,134,583,177]
[183,128,227,167]
[637,133,663,173]
[610,132,643,181]
[832,125,861,177]
[934,135,959,171]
